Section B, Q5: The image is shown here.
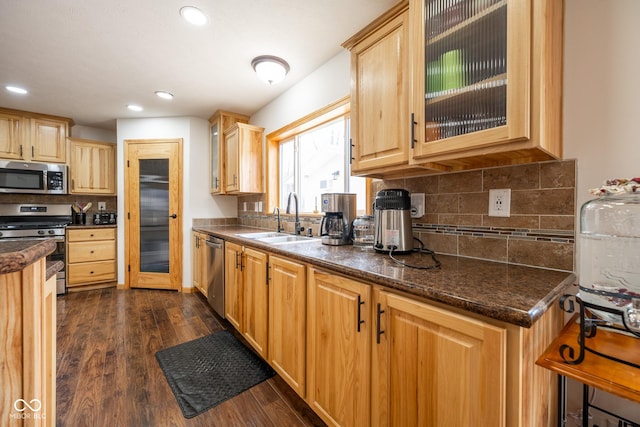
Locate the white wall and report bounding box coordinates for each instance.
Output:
[249,51,350,134]
[115,116,236,290]
[70,125,117,142]
[563,0,640,424]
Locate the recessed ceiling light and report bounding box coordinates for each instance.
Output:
[5,85,28,94]
[180,6,207,26]
[127,104,143,112]
[155,91,174,100]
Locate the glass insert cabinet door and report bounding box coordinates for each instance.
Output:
[411,0,530,159]
[210,122,220,192]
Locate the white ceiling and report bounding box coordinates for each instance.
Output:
[0,0,398,130]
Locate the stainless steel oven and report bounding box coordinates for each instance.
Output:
[0,204,72,294]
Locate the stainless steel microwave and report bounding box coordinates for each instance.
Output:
[0,161,67,194]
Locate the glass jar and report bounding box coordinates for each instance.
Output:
[352,215,374,249]
[579,192,640,327]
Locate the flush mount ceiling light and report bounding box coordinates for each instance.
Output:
[127,104,143,112]
[5,85,28,94]
[180,6,207,26]
[155,91,174,100]
[251,55,290,85]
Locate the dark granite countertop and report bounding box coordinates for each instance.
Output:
[46,260,64,280]
[0,239,56,275]
[194,225,576,328]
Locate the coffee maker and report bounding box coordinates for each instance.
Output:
[373,189,414,253]
[319,193,357,246]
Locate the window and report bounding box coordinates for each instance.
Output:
[267,97,368,215]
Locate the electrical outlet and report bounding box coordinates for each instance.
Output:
[98,201,106,211]
[488,189,511,217]
[410,193,425,218]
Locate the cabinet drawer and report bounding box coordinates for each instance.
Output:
[67,228,116,242]
[68,261,116,285]
[68,240,115,262]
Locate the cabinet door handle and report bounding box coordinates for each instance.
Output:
[32,146,35,157]
[266,263,270,284]
[410,113,417,149]
[349,138,354,164]
[19,145,23,157]
[235,251,240,269]
[376,303,385,344]
[214,176,219,189]
[71,179,75,191]
[357,294,365,332]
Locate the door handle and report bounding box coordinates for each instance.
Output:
[357,294,365,332]
[204,240,222,249]
[376,303,385,344]
[169,214,177,219]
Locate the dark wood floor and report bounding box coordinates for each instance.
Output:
[56,287,325,427]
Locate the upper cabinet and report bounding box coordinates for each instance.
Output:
[224,122,264,194]
[68,138,116,195]
[344,0,563,176]
[208,110,249,195]
[0,108,71,163]
[344,2,441,177]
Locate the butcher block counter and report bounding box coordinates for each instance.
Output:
[0,239,58,426]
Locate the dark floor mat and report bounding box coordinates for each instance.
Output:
[155,330,275,418]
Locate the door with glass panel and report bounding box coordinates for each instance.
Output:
[125,139,182,290]
[411,0,530,160]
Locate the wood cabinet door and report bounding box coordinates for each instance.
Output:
[307,269,371,427]
[224,241,243,331]
[192,232,203,294]
[242,247,268,358]
[268,255,306,397]
[224,126,239,193]
[349,9,410,174]
[372,289,507,427]
[0,112,25,160]
[30,117,67,163]
[69,139,116,194]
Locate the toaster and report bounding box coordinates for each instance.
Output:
[92,212,117,225]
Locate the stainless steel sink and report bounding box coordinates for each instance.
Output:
[235,231,319,245]
[235,231,284,239]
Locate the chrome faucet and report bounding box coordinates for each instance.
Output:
[286,192,303,235]
[273,207,284,232]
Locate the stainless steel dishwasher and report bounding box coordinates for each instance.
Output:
[204,235,225,318]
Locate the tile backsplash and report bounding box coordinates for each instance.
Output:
[238,159,576,272]
[0,194,117,216]
[375,159,576,271]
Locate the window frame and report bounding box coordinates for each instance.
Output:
[265,96,371,215]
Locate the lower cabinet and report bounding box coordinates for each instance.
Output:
[223,242,561,427]
[224,241,244,331]
[306,268,371,427]
[66,227,117,290]
[372,287,507,426]
[223,242,269,359]
[192,231,208,296]
[243,247,268,358]
[0,257,56,426]
[268,255,307,397]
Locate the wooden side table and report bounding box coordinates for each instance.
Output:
[537,313,640,426]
